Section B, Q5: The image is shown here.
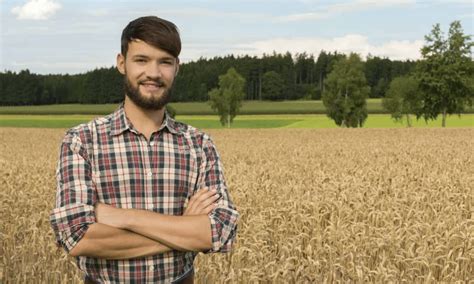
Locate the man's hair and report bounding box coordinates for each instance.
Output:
[121,16,181,58]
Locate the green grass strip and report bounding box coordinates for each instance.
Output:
[1,114,472,129]
[0,99,398,115]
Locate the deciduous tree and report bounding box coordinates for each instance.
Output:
[322,53,369,127]
[416,21,473,127]
[208,68,246,127]
[382,76,422,127]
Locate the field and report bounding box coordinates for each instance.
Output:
[1,100,472,129]
[0,100,389,115]
[1,127,472,282]
[0,114,473,129]
[0,100,473,116]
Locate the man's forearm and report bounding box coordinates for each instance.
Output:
[98,206,212,252]
[125,210,212,252]
[69,223,172,259]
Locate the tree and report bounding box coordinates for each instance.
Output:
[322,53,369,127]
[416,21,473,127]
[261,71,285,100]
[208,68,246,127]
[382,76,422,127]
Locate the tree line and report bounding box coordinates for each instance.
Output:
[0,52,415,106]
[209,21,473,128]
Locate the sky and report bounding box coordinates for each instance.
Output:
[0,0,472,74]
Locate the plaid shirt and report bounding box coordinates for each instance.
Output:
[50,103,239,283]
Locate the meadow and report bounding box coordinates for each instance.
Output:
[1,127,472,282]
[0,114,473,129]
[0,100,389,115]
[1,100,472,129]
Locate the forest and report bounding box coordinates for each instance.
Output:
[0,51,416,105]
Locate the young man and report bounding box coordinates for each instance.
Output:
[50,16,239,283]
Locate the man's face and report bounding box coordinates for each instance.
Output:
[117,39,179,110]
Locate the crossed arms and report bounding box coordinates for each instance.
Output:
[50,131,239,260]
[70,190,220,259]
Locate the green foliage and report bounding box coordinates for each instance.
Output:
[261,71,285,100]
[416,21,473,127]
[365,55,416,98]
[382,76,422,127]
[208,68,246,127]
[322,53,370,127]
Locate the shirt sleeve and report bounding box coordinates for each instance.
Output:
[199,135,239,253]
[49,131,97,253]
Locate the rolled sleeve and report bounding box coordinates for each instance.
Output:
[199,135,239,253]
[49,131,97,253]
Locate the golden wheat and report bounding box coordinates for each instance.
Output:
[1,127,473,283]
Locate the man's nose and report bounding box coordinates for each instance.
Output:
[146,62,162,79]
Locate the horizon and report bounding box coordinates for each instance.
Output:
[1,0,472,75]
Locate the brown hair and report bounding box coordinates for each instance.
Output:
[121,16,181,58]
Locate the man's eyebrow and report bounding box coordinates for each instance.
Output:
[131,54,175,61]
[158,56,176,61]
[131,55,150,59]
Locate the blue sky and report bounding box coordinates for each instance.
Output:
[1,0,472,74]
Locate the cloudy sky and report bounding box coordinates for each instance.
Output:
[1,0,472,74]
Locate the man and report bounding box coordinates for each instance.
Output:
[50,16,239,283]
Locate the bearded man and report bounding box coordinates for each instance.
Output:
[50,16,239,284]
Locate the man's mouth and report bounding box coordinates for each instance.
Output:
[140,81,165,91]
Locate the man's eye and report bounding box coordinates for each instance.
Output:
[135,59,147,63]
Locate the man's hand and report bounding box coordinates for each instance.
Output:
[184,188,221,216]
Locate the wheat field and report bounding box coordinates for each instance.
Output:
[1,127,473,283]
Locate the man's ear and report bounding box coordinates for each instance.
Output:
[116,53,126,75]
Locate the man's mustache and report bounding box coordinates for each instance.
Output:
[138,78,166,87]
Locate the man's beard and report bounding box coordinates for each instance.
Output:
[124,77,171,111]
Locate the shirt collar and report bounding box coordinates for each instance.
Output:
[110,103,181,136]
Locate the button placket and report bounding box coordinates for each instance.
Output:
[146,140,153,178]
[139,136,153,210]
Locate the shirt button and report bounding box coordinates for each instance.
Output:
[150,141,155,146]
[149,265,154,271]
[147,171,153,177]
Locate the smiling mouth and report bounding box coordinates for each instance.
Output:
[140,81,165,91]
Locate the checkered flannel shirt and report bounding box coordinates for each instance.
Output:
[50,103,239,283]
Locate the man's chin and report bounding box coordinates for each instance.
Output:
[126,93,169,111]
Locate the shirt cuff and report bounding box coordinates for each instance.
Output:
[205,207,239,253]
[50,203,96,252]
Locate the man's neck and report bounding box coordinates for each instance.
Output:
[123,96,165,141]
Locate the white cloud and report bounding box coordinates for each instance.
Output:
[11,0,61,20]
[278,0,415,22]
[228,35,423,60]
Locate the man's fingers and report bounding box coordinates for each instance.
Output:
[203,202,219,215]
[190,188,216,203]
[185,189,220,215]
